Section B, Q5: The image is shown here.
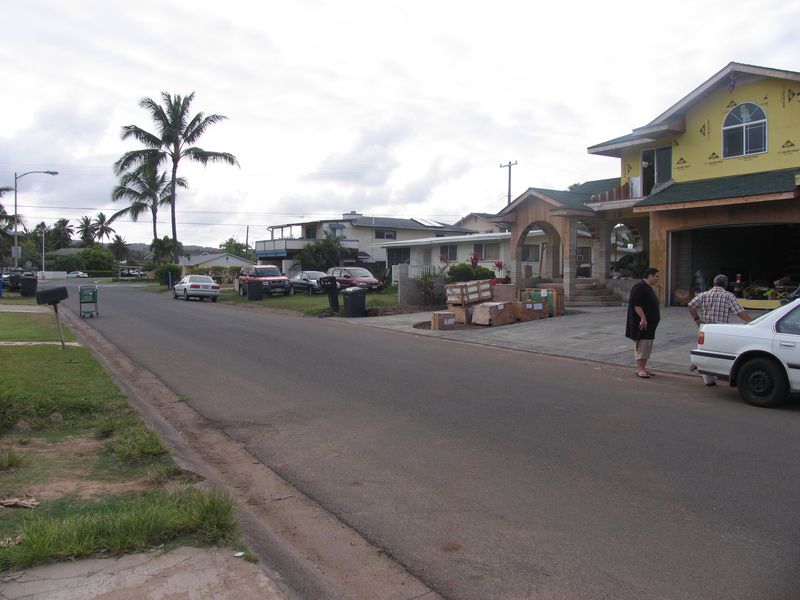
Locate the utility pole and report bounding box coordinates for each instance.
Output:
[500,161,517,205]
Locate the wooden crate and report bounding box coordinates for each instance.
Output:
[445,280,493,306]
[431,311,457,330]
[517,287,564,316]
[472,302,515,326]
[448,304,475,324]
[512,300,549,321]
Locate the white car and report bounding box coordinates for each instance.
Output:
[172,275,220,302]
[690,297,800,407]
[66,271,88,278]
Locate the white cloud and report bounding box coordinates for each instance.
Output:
[1,0,799,248]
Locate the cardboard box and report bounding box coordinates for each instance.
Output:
[492,283,517,302]
[513,300,549,321]
[472,302,515,326]
[445,280,493,305]
[448,304,474,324]
[431,311,457,330]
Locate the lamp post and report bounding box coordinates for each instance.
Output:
[13,170,58,268]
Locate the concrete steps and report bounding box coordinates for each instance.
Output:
[567,279,624,308]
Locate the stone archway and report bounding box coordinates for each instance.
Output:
[510,221,561,284]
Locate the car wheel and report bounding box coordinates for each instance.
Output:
[239,285,246,297]
[173,289,178,299]
[286,286,294,296]
[211,296,218,303]
[737,357,789,407]
[184,290,190,301]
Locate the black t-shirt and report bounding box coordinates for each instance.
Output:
[625,280,660,341]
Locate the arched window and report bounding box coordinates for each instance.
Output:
[722,102,767,158]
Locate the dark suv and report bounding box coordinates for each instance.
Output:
[327,267,384,291]
[238,265,291,296]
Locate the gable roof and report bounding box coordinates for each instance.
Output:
[589,63,800,157]
[181,252,255,267]
[497,178,621,217]
[633,168,800,210]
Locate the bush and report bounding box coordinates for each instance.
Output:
[447,263,474,283]
[80,246,116,271]
[474,266,495,279]
[54,254,86,273]
[153,264,183,287]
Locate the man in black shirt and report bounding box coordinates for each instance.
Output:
[625,268,660,379]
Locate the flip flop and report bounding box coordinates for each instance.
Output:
[645,371,657,376]
[635,372,650,379]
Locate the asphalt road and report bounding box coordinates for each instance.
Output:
[49,280,800,600]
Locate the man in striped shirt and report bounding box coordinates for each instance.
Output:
[688,274,752,386]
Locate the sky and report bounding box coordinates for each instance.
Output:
[2,0,800,249]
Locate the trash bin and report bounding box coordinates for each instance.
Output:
[20,277,38,297]
[342,286,367,317]
[247,280,263,301]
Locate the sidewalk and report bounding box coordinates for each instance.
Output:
[333,304,713,377]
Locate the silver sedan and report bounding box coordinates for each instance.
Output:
[172,275,221,302]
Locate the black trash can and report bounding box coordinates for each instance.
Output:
[20,277,38,297]
[342,286,367,317]
[247,280,264,301]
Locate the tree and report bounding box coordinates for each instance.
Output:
[54,253,86,273]
[76,215,98,247]
[108,234,130,263]
[50,218,74,250]
[94,213,115,245]
[114,92,239,263]
[149,236,186,265]
[295,232,348,272]
[79,246,116,271]
[110,162,185,241]
[219,236,248,258]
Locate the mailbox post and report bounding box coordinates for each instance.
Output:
[35,286,69,349]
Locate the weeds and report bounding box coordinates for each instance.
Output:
[0,447,24,471]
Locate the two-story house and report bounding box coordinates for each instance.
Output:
[254,211,473,274]
[496,63,800,304]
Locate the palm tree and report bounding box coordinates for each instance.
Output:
[110,162,186,241]
[50,218,74,250]
[93,212,115,245]
[108,234,130,263]
[76,215,98,247]
[114,92,239,263]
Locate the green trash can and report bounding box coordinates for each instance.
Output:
[342,287,367,317]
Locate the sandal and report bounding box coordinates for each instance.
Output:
[635,372,651,379]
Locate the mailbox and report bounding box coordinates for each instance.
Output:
[35,286,69,306]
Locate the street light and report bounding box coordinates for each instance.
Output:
[13,170,58,268]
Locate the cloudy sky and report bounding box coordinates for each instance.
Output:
[3,0,799,248]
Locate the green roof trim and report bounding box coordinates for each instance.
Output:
[635,169,799,207]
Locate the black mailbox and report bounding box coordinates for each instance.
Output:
[36,286,69,306]
[319,275,338,290]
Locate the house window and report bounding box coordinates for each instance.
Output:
[577,247,592,264]
[305,226,317,239]
[440,245,457,262]
[723,102,767,158]
[473,243,500,261]
[522,244,540,262]
[641,146,672,195]
[422,248,432,265]
[375,230,396,240]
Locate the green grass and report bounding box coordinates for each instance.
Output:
[0,311,242,573]
[0,312,77,343]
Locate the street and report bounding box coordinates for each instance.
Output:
[47,280,800,600]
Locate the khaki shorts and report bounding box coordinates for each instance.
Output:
[635,339,653,360]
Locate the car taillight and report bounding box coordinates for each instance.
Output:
[212,285,220,290]
[698,331,705,345]
[190,284,200,289]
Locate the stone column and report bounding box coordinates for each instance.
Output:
[563,218,577,300]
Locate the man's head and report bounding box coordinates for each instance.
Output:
[642,267,660,285]
[713,274,728,288]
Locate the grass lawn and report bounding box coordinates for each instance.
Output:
[0,308,244,572]
[216,284,400,315]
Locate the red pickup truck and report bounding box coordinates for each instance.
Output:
[237,265,291,296]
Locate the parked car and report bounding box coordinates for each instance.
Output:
[119,268,141,278]
[690,295,800,407]
[327,267,384,291]
[172,275,221,302]
[66,271,88,278]
[289,270,336,294]
[237,265,291,296]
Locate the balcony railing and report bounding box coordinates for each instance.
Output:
[589,181,631,203]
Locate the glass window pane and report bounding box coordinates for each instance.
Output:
[746,122,766,154]
[723,128,744,158]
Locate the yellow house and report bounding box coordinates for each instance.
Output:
[499,62,800,304]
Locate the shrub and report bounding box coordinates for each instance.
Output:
[474,266,494,279]
[153,264,183,287]
[447,263,474,283]
[54,254,86,273]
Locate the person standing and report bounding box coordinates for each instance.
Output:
[688,274,752,386]
[625,268,661,379]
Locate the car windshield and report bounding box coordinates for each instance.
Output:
[349,268,373,277]
[308,271,327,279]
[254,268,281,277]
